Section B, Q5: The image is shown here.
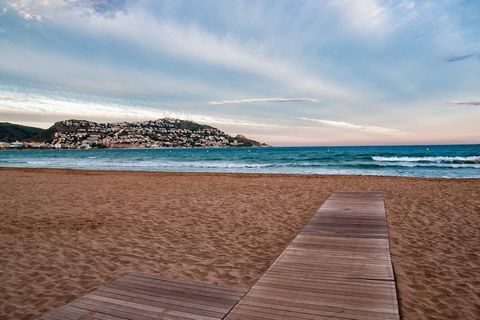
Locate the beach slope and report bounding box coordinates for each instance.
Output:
[0,168,479,319]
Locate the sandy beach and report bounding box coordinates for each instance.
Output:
[1,168,479,320]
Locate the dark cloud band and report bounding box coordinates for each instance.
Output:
[451,100,480,106]
[445,53,479,63]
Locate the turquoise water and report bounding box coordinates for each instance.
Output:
[0,145,479,178]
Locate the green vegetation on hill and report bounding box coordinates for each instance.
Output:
[0,123,44,142]
[172,119,215,131]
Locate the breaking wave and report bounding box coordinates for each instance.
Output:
[1,145,479,178]
[372,156,480,164]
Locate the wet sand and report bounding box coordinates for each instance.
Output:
[1,168,479,320]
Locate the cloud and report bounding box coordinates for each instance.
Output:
[451,100,480,106]
[74,0,132,17]
[0,91,280,129]
[445,53,478,63]
[85,14,352,99]
[5,2,354,100]
[299,117,402,134]
[330,0,388,35]
[0,43,225,98]
[5,0,131,21]
[6,0,47,21]
[209,97,320,105]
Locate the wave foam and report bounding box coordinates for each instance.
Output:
[372,156,480,164]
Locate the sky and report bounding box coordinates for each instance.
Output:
[0,0,479,146]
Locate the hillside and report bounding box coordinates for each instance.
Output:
[0,123,44,143]
[0,119,267,148]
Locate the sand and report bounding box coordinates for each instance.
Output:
[0,168,479,320]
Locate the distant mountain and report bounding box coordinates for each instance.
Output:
[0,122,44,142]
[0,119,267,148]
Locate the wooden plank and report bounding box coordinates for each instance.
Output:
[103,281,242,308]
[226,192,400,320]
[41,273,246,320]
[128,272,247,295]
[88,288,230,316]
[41,192,399,320]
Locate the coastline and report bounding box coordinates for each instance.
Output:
[2,165,480,180]
[1,168,479,319]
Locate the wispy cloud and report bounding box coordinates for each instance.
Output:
[445,53,478,63]
[88,14,352,99]
[0,43,224,97]
[7,0,44,21]
[0,91,279,129]
[209,97,319,105]
[451,100,480,106]
[330,0,388,35]
[6,0,132,21]
[299,117,402,134]
[5,2,354,100]
[77,0,132,17]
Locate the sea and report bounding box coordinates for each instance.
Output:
[0,144,479,178]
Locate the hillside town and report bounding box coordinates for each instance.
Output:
[0,119,264,149]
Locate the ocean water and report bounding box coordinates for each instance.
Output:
[0,145,479,178]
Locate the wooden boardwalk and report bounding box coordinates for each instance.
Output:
[41,272,248,320]
[226,192,400,320]
[41,192,399,320]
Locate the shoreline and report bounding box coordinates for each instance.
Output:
[1,168,479,319]
[1,166,479,180]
